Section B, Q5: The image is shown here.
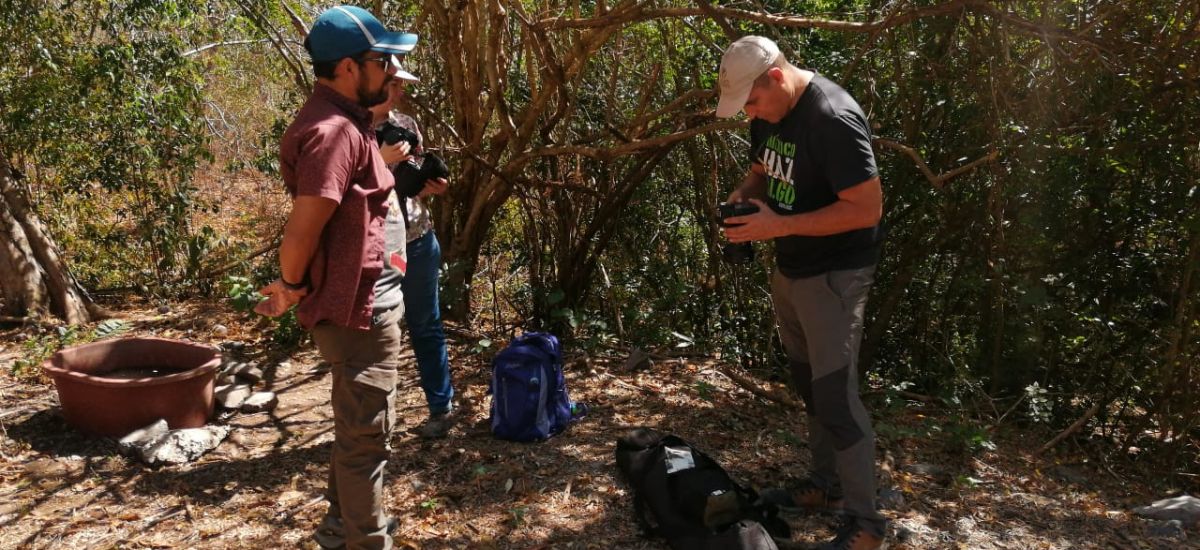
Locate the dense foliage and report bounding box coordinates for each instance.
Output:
[0,0,214,295]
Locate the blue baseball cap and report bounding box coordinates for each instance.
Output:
[306,6,417,62]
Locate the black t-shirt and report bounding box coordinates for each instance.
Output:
[749,73,883,278]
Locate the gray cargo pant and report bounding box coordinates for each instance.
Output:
[311,306,404,550]
[771,266,887,538]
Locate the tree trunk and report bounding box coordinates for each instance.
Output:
[0,155,98,324]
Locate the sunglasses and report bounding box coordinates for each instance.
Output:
[357,55,390,70]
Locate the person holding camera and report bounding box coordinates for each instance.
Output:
[254,6,414,549]
[715,36,887,550]
[369,67,456,439]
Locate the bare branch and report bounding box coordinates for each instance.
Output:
[536,0,1105,50]
[182,39,273,57]
[511,119,743,165]
[874,138,1000,188]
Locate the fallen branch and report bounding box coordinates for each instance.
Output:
[716,366,803,409]
[864,388,943,404]
[1038,400,1104,455]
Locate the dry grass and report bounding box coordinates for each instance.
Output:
[0,302,1188,549]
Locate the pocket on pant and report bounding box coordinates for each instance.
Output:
[823,267,875,306]
[346,360,399,394]
[333,361,398,438]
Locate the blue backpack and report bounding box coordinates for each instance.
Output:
[490,332,584,442]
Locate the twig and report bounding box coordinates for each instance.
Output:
[1038,400,1104,455]
[199,233,282,280]
[182,39,273,57]
[994,392,1027,427]
[595,371,661,395]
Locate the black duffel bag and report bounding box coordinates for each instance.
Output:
[615,427,791,550]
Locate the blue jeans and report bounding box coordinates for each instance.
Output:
[402,231,453,414]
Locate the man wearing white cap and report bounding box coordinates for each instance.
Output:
[254,5,416,549]
[369,59,458,440]
[715,36,887,550]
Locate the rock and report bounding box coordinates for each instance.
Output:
[140,426,230,466]
[157,305,171,314]
[216,372,236,386]
[1134,495,1200,526]
[212,324,228,337]
[903,463,944,476]
[240,391,278,413]
[891,526,914,544]
[622,348,652,371]
[1147,520,1187,540]
[215,384,253,409]
[1048,464,1088,486]
[232,363,264,383]
[878,487,906,510]
[117,419,169,456]
[23,458,73,479]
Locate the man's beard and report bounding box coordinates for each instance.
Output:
[357,74,391,108]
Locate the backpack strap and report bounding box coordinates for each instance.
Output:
[632,492,659,538]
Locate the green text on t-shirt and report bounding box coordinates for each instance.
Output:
[761,134,797,209]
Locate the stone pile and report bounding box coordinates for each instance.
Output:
[213,358,278,413]
[114,350,282,466]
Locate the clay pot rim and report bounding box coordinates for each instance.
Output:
[42,337,220,389]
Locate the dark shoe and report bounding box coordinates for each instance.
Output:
[417,408,455,439]
[759,479,844,515]
[313,515,399,549]
[816,518,886,550]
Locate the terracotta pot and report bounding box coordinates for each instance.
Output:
[43,337,220,437]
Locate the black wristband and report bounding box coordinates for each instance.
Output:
[280,277,307,291]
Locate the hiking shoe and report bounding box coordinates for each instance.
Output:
[816,518,886,550]
[758,479,844,515]
[313,515,399,549]
[416,408,455,439]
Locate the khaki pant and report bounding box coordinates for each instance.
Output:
[771,266,887,538]
[311,307,403,550]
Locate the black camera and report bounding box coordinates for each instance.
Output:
[376,120,420,149]
[717,201,760,264]
[394,153,450,198]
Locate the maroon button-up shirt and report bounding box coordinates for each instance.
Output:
[279,83,394,330]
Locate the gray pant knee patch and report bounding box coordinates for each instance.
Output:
[811,366,864,450]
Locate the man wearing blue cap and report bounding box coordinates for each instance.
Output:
[254,6,417,549]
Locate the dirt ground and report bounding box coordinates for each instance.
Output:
[0,301,1192,549]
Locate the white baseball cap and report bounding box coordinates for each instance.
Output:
[716,36,781,118]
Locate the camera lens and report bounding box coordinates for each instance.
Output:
[716,201,759,265]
